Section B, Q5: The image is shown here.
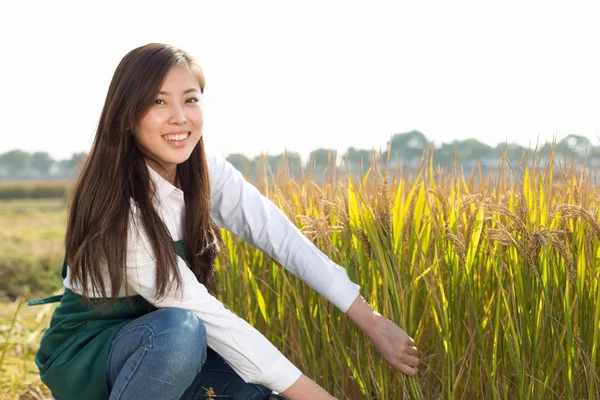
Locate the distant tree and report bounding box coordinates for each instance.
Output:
[255,151,302,176]
[342,147,373,166]
[0,150,31,177]
[557,134,591,157]
[4,132,598,182]
[433,144,456,167]
[226,153,253,174]
[31,152,55,177]
[497,143,528,163]
[589,144,600,160]
[283,152,303,175]
[451,139,495,160]
[385,130,429,164]
[538,142,555,156]
[57,152,87,178]
[308,148,337,172]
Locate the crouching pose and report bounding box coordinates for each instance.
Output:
[32,43,419,400]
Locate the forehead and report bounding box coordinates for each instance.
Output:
[160,66,201,91]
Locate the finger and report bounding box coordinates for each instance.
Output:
[407,337,416,346]
[390,354,419,371]
[406,345,418,356]
[398,363,418,377]
[402,354,420,369]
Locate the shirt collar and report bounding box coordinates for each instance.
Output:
[146,164,184,203]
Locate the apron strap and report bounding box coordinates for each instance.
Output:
[26,294,63,306]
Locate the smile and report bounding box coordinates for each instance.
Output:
[162,132,190,141]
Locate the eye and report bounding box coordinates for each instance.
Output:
[154,99,166,105]
[186,97,199,103]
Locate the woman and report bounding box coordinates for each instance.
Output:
[33,43,419,400]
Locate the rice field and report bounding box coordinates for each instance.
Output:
[1,150,599,399]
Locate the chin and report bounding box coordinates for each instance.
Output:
[169,153,195,165]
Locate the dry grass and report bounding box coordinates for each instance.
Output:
[0,300,55,399]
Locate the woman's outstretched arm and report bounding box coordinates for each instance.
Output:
[207,153,360,312]
[207,153,419,375]
[206,153,419,389]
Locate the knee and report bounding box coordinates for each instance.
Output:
[151,308,207,366]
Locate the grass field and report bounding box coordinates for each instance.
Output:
[0,181,71,200]
[0,199,64,399]
[1,152,599,399]
[0,198,67,302]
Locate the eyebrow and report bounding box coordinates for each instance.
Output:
[158,88,200,95]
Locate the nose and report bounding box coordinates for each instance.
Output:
[168,103,187,125]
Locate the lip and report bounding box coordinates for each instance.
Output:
[162,131,191,148]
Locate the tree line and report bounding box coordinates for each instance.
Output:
[1,131,598,181]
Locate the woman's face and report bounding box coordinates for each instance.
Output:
[133,65,204,184]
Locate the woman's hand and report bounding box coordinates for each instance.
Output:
[367,316,419,376]
[346,295,419,376]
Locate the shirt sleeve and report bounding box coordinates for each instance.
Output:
[206,153,361,312]
[126,212,302,393]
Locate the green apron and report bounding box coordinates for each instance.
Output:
[30,240,188,400]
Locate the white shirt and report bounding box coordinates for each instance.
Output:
[64,152,361,393]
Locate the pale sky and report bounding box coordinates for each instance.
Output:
[1,0,599,162]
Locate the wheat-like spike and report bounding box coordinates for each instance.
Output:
[546,230,576,281]
[296,215,316,236]
[515,192,528,228]
[573,324,583,352]
[336,183,352,236]
[574,182,582,205]
[483,201,530,241]
[437,185,450,223]
[555,204,600,240]
[426,219,438,259]
[460,193,483,215]
[499,190,512,204]
[355,227,372,260]
[487,228,513,247]
[428,196,442,232]
[320,199,347,231]
[310,180,324,197]
[375,174,392,242]
[401,184,421,251]
[445,222,466,270]
[526,230,547,273]
[487,218,537,273]
[464,207,481,251]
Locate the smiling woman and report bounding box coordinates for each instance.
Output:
[29,43,419,400]
[133,66,204,185]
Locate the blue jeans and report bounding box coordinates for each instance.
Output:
[56,308,273,399]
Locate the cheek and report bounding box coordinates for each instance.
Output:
[188,107,204,127]
[136,116,169,142]
[139,110,168,133]
[147,115,168,132]
[134,121,159,146]
[190,116,203,130]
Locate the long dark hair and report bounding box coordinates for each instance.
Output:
[66,43,222,304]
